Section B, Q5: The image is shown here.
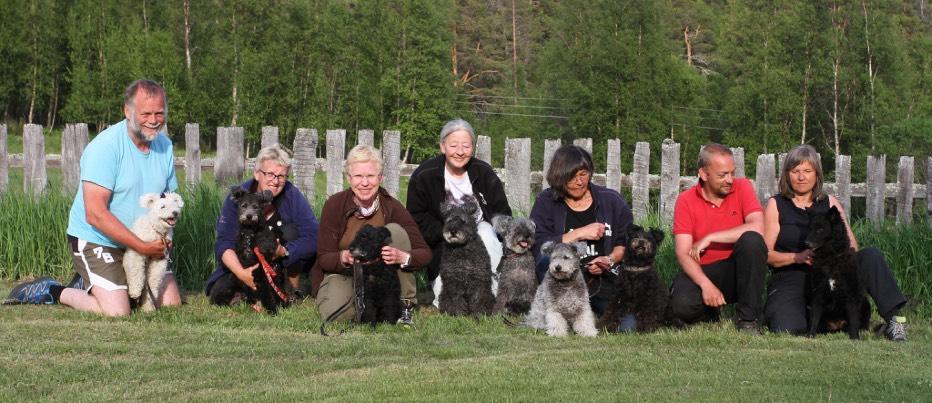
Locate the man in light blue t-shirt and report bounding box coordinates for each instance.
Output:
[7,79,182,316]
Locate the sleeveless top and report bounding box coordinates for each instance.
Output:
[772,194,829,270]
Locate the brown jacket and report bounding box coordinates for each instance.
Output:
[310,187,431,296]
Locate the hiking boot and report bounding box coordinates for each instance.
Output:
[397,300,415,326]
[878,316,907,342]
[6,276,61,305]
[736,319,762,336]
[66,273,86,290]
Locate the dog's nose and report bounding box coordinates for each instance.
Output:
[553,265,562,272]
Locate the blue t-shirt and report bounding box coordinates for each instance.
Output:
[66,119,178,248]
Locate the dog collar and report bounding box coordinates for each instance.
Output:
[621,265,652,273]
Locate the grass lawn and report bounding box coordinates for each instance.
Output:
[1,286,929,402]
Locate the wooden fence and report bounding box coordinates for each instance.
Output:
[2,123,930,228]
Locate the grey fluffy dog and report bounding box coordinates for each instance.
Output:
[491,215,537,315]
[438,194,495,317]
[525,241,598,337]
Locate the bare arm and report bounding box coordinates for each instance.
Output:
[83,181,165,258]
[692,211,764,254]
[764,198,812,268]
[828,196,858,250]
[675,233,725,307]
[220,249,257,289]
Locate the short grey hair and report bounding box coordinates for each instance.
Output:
[345,144,383,173]
[254,144,291,171]
[123,79,167,110]
[440,118,476,144]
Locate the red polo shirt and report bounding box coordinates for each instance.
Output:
[672,178,762,265]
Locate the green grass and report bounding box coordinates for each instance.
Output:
[0,292,930,401]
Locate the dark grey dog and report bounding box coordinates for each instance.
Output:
[437,194,495,317]
[525,241,598,337]
[491,215,537,315]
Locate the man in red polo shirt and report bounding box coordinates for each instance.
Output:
[670,143,767,334]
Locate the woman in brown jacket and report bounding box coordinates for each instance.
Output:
[312,144,431,325]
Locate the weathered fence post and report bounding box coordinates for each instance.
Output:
[357,129,374,147]
[755,154,776,204]
[866,155,886,227]
[382,130,401,198]
[606,139,621,193]
[896,156,914,226]
[834,155,852,220]
[292,128,318,203]
[574,138,592,155]
[326,130,346,197]
[505,138,532,213]
[632,142,650,220]
[23,124,47,194]
[261,126,279,149]
[0,124,7,193]
[542,139,561,190]
[660,139,680,221]
[476,135,491,165]
[184,124,201,184]
[732,147,745,178]
[215,126,245,185]
[777,153,787,175]
[61,123,89,193]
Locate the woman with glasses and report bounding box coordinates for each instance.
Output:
[312,144,431,325]
[529,144,633,317]
[206,145,320,306]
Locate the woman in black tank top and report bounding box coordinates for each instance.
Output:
[761,145,907,340]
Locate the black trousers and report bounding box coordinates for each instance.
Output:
[764,247,907,334]
[670,231,768,323]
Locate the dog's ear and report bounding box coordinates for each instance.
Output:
[461,195,479,216]
[377,227,393,246]
[649,228,665,244]
[541,241,555,255]
[628,224,643,235]
[258,190,274,203]
[571,241,588,257]
[491,215,511,235]
[139,193,159,209]
[230,186,246,201]
[828,205,842,223]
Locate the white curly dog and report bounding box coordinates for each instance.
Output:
[123,192,183,312]
[525,241,598,337]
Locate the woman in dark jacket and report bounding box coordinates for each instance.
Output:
[529,144,633,316]
[406,119,511,304]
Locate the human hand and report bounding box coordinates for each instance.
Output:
[340,250,355,267]
[381,246,410,266]
[236,264,258,290]
[794,249,814,265]
[573,222,606,242]
[274,242,288,260]
[689,237,711,263]
[138,238,168,259]
[700,282,726,307]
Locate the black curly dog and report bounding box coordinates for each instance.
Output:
[437,193,495,317]
[599,225,679,333]
[348,224,401,326]
[211,187,297,315]
[805,205,870,339]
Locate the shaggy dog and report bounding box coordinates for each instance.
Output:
[123,192,183,312]
[348,224,401,325]
[598,225,678,333]
[212,187,297,315]
[525,241,598,337]
[491,215,537,315]
[805,205,870,339]
[437,194,495,317]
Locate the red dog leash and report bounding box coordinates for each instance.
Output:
[254,246,289,303]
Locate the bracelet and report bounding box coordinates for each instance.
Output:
[400,253,411,268]
[607,255,615,267]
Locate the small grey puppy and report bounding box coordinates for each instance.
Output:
[491,215,537,315]
[525,241,598,337]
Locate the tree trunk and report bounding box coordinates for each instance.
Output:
[862,0,876,152]
[230,9,239,126]
[512,0,518,100]
[184,0,192,77]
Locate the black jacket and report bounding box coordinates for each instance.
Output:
[406,154,512,279]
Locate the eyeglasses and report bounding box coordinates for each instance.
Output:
[349,174,381,183]
[257,169,288,182]
[567,170,591,184]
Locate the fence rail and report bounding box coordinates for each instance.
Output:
[1,123,929,228]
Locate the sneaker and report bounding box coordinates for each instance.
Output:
[66,273,85,290]
[6,276,61,305]
[397,300,415,326]
[736,319,762,336]
[879,316,907,342]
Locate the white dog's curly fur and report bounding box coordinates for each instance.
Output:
[123,192,183,312]
[525,241,598,337]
